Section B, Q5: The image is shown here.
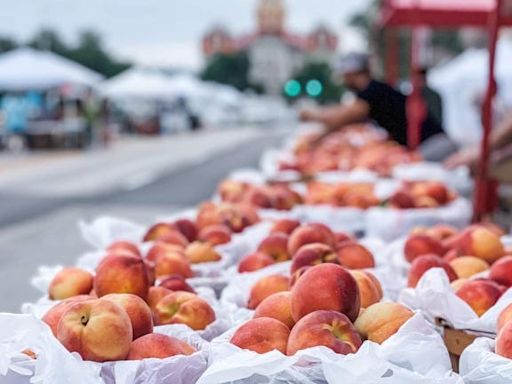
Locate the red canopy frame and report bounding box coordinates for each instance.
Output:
[380,0,512,220]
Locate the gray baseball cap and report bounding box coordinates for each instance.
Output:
[336,53,370,75]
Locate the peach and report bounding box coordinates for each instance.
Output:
[197,224,232,246]
[443,249,459,263]
[143,259,156,286]
[238,252,275,273]
[337,243,375,269]
[127,333,196,360]
[154,251,193,279]
[257,233,290,262]
[230,317,290,354]
[456,280,503,316]
[42,295,93,336]
[287,310,362,355]
[407,254,457,288]
[218,180,248,203]
[490,256,512,287]
[158,231,190,248]
[389,189,415,209]
[289,266,311,288]
[48,268,94,301]
[428,224,459,241]
[496,322,512,359]
[451,278,468,291]
[173,219,198,242]
[270,219,301,235]
[243,187,274,208]
[57,299,132,362]
[290,243,337,274]
[159,275,196,293]
[94,255,150,301]
[247,274,290,309]
[291,263,360,322]
[355,302,414,344]
[288,224,336,256]
[102,293,153,339]
[480,221,506,237]
[404,234,445,263]
[155,291,215,330]
[455,226,505,263]
[498,304,512,332]
[147,286,172,315]
[146,242,186,263]
[107,241,141,258]
[450,256,489,279]
[334,232,355,249]
[185,241,221,264]
[412,181,450,205]
[253,292,294,329]
[350,270,383,308]
[143,222,177,242]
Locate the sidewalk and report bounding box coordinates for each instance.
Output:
[0,127,265,197]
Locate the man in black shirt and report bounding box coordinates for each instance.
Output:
[300,53,445,149]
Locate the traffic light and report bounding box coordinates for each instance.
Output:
[284,80,301,97]
[305,79,323,97]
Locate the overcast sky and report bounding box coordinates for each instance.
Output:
[0,0,371,69]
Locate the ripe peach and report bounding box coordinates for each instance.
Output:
[287,310,362,355]
[238,252,275,273]
[496,322,512,359]
[143,223,177,242]
[143,259,156,286]
[253,292,294,329]
[158,231,190,248]
[389,189,415,209]
[48,268,94,301]
[94,255,150,301]
[197,224,232,246]
[428,224,459,241]
[127,333,196,360]
[455,226,505,263]
[155,291,215,330]
[270,219,301,235]
[154,251,193,279]
[159,275,195,293]
[247,274,290,309]
[490,256,512,287]
[57,299,132,362]
[173,219,198,242]
[257,233,290,262]
[290,243,337,274]
[404,234,445,263]
[498,304,512,332]
[337,243,375,269]
[289,266,311,288]
[443,249,459,263]
[450,256,489,279]
[451,278,468,291]
[185,241,221,264]
[230,317,290,354]
[291,263,360,322]
[146,242,185,263]
[102,293,153,339]
[147,286,172,315]
[355,302,414,344]
[42,295,93,336]
[350,270,383,308]
[334,232,355,249]
[407,254,457,288]
[456,280,503,316]
[107,241,141,258]
[287,224,336,256]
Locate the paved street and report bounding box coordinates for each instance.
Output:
[0,126,287,312]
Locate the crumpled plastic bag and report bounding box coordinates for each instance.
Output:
[197,314,460,384]
[400,268,512,334]
[459,337,512,383]
[365,198,472,241]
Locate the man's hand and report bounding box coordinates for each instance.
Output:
[444,147,479,170]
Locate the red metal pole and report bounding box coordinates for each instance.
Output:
[473,0,502,222]
[386,28,399,86]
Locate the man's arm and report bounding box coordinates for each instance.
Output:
[300,99,370,133]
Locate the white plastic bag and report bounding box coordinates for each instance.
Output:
[459,337,512,383]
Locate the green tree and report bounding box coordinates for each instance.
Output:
[28,28,69,56]
[201,52,262,92]
[0,36,18,53]
[285,61,343,105]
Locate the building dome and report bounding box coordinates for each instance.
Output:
[257,0,286,35]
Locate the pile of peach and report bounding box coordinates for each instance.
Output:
[230,262,413,355]
[403,223,511,317]
[237,219,376,275]
[278,131,421,177]
[388,181,457,209]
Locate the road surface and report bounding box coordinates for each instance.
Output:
[0,126,287,312]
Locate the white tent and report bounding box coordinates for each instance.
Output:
[0,47,103,91]
[429,39,512,147]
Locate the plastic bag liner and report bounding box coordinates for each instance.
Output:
[196,314,459,384]
[79,217,147,250]
[400,268,512,334]
[459,337,512,383]
[365,198,472,241]
[0,314,103,384]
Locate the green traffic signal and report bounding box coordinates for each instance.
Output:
[284,80,301,97]
[306,79,323,97]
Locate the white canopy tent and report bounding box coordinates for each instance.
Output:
[429,39,512,147]
[0,47,103,91]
